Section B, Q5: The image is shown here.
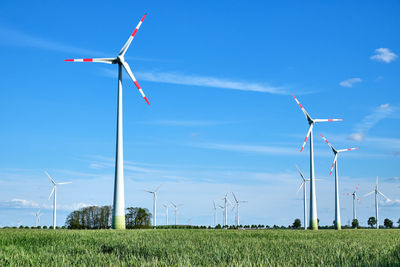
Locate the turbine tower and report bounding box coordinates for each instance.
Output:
[292,95,342,230]
[213,201,217,227]
[364,177,390,229]
[221,193,232,227]
[231,192,247,227]
[296,165,310,230]
[320,134,358,230]
[344,184,360,225]
[65,14,150,229]
[170,202,183,225]
[163,204,169,226]
[144,184,162,228]
[45,172,71,230]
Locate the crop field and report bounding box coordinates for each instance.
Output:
[0,229,399,266]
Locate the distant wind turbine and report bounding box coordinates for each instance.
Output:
[163,204,169,226]
[34,210,43,227]
[320,134,358,230]
[364,177,390,229]
[231,192,247,227]
[213,200,217,227]
[296,165,310,230]
[292,95,342,230]
[170,202,183,225]
[45,171,71,230]
[144,184,162,228]
[221,193,233,227]
[65,14,150,229]
[344,184,360,224]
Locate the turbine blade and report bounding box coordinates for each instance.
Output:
[320,134,336,152]
[57,182,71,185]
[295,165,306,181]
[155,184,162,193]
[121,61,150,105]
[64,58,115,64]
[329,154,338,175]
[337,147,359,153]
[232,192,238,203]
[292,95,312,121]
[378,191,390,201]
[300,124,313,152]
[364,191,375,197]
[48,187,55,200]
[313,119,343,123]
[296,181,305,194]
[45,171,56,185]
[119,14,147,56]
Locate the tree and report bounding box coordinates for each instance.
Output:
[398,218,400,228]
[352,219,359,229]
[384,218,393,228]
[126,207,151,229]
[368,217,377,228]
[292,218,301,229]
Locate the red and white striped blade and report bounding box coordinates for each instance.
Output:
[329,154,337,175]
[355,184,360,191]
[320,134,335,152]
[292,95,312,121]
[119,14,147,56]
[300,124,313,152]
[64,58,115,64]
[121,61,150,105]
[314,119,343,122]
[337,147,359,153]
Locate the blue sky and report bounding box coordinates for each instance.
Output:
[0,0,399,228]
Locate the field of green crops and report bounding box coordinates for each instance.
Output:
[0,229,399,266]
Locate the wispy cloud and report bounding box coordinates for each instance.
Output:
[0,198,90,211]
[348,104,394,141]
[339,78,362,87]
[370,48,397,63]
[147,120,231,127]
[102,69,288,94]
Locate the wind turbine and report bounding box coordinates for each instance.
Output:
[45,171,71,230]
[213,200,217,227]
[221,193,233,227]
[163,204,169,226]
[320,134,358,230]
[364,177,390,229]
[296,165,310,230]
[65,14,150,229]
[144,184,162,228]
[231,192,247,227]
[292,95,342,230]
[170,202,183,225]
[344,184,360,224]
[34,210,42,227]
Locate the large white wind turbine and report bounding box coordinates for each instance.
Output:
[170,202,183,225]
[65,14,149,229]
[296,165,309,230]
[144,184,162,228]
[292,95,342,230]
[163,204,169,226]
[344,184,360,225]
[231,192,247,227]
[364,177,390,229]
[45,171,71,230]
[320,134,358,230]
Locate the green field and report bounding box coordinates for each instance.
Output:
[0,229,399,266]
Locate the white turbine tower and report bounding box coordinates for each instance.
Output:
[231,192,247,227]
[364,177,390,229]
[320,134,358,230]
[170,202,183,226]
[163,204,169,226]
[34,210,42,227]
[45,171,71,230]
[344,184,360,225]
[296,165,310,230]
[65,14,149,230]
[221,193,232,227]
[144,184,162,228]
[292,95,342,230]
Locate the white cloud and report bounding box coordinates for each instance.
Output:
[339,78,362,87]
[370,48,397,63]
[348,104,393,141]
[102,69,288,94]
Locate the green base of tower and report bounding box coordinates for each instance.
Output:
[310,219,318,230]
[112,215,126,230]
[335,223,341,230]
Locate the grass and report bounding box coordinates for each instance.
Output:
[0,228,399,266]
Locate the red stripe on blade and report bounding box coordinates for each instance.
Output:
[131,28,138,37]
[64,59,74,61]
[141,14,147,21]
[144,96,150,105]
[134,81,141,89]
[83,58,93,62]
